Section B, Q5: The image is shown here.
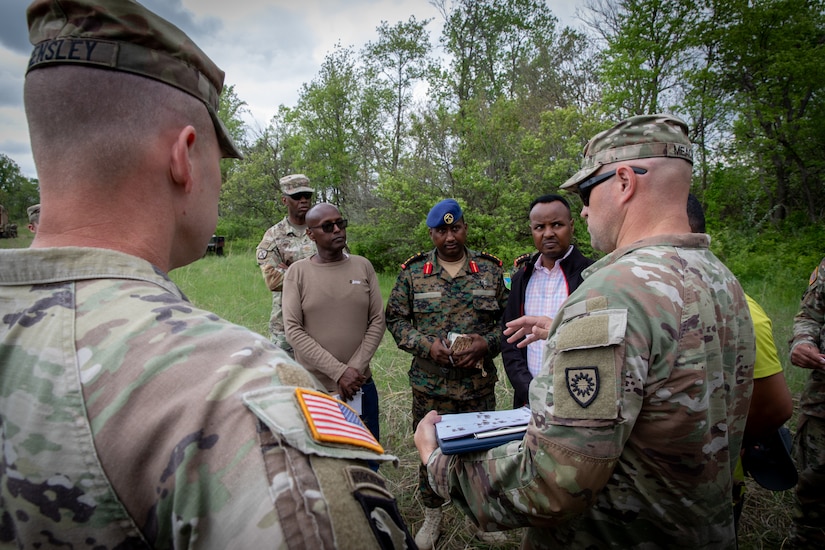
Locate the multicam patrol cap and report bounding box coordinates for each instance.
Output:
[26,204,40,223]
[25,0,243,160]
[280,174,313,196]
[426,198,463,228]
[560,113,693,192]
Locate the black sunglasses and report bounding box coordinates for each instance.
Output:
[288,192,313,201]
[578,167,648,207]
[309,219,348,233]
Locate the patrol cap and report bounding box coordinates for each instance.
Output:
[560,114,693,192]
[426,199,463,228]
[25,0,243,160]
[742,426,799,491]
[26,203,40,222]
[280,174,313,196]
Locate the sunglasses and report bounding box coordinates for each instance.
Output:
[288,192,313,201]
[308,219,348,233]
[578,167,647,207]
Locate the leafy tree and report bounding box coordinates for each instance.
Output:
[217,84,249,182]
[710,0,825,222]
[582,0,700,118]
[433,0,562,103]
[363,16,433,174]
[0,154,39,222]
[294,44,365,212]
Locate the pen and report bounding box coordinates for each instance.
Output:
[474,425,528,439]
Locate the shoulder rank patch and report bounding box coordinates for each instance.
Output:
[513,253,531,268]
[401,252,427,270]
[478,251,503,267]
[295,388,384,454]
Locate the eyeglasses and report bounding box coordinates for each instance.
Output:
[288,192,313,201]
[308,219,348,233]
[578,167,647,207]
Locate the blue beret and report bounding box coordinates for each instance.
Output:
[426,199,463,228]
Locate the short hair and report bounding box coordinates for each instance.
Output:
[687,193,706,233]
[25,66,211,182]
[529,194,571,214]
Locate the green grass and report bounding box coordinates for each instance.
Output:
[2,235,810,548]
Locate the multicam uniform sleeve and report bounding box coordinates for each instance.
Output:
[791,257,825,354]
[385,265,436,359]
[256,226,287,291]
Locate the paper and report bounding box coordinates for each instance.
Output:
[435,407,530,441]
[447,332,484,372]
[332,388,363,415]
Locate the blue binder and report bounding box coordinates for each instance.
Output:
[437,426,526,455]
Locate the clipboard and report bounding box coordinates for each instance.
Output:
[436,425,527,454]
[434,407,530,455]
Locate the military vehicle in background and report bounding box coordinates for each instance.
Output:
[0,204,18,238]
[205,234,225,256]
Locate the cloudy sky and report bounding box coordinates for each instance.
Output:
[0,0,583,178]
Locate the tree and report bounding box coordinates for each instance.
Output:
[711,0,825,223]
[363,16,433,174]
[217,84,249,182]
[0,154,39,222]
[294,44,365,212]
[582,0,700,118]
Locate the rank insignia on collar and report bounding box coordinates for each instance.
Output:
[469,260,479,273]
[295,388,384,453]
[565,367,600,408]
[423,261,433,275]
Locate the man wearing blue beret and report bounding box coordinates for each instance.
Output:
[386,198,510,548]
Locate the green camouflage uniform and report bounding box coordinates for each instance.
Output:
[0,247,411,549]
[425,234,755,548]
[790,257,825,547]
[385,247,508,507]
[256,217,316,350]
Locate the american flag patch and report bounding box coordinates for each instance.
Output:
[295,388,384,454]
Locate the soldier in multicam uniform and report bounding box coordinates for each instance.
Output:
[256,174,317,353]
[385,198,509,548]
[0,1,413,548]
[414,114,756,549]
[789,257,825,547]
